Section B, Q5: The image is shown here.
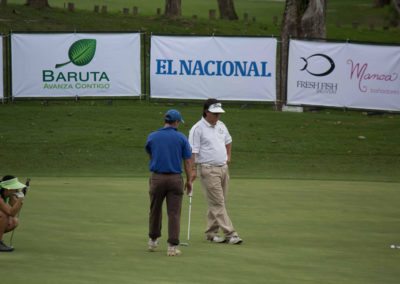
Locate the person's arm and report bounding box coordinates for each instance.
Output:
[189,153,198,184]
[226,143,232,164]
[0,196,23,217]
[183,158,193,196]
[188,125,200,184]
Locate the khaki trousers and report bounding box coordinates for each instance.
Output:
[199,164,237,239]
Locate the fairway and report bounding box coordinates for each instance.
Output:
[1,177,399,284]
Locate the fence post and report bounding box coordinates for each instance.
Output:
[122,8,129,15]
[156,8,161,16]
[273,15,278,26]
[94,5,99,13]
[209,9,216,20]
[67,2,75,12]
[243,12,249,22]
[133,6,139,15]
[368,23,375,31]
[352,21,359,29]
[101,5,107,13]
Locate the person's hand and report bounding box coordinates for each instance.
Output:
[9,193,24,205]
[190,169,197,183]
[185,181,193,196]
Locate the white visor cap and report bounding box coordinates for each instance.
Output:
[208,103,225,113]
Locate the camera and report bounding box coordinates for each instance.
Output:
[13,189,25,199]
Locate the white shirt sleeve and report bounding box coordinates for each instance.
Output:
[189,123,201,154]
[222,122,232,145]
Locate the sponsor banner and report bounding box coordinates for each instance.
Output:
[150,36,277,101]
[12,33,141,98]
[0,36,3,100]
[287,40,346,107]
[287,39,400,111]
[345,43,400,111]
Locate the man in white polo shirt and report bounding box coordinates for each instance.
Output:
[189,99,242,245]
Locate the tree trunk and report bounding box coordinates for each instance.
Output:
[373,0,391,7]
[1,0,8,6]
[301,0,326,38]
[279,0,326,108]
[394,0,400,14]
[164,0,181,17]
[217,0,238,20]
[26,0,50,8]
[279,0,302,109]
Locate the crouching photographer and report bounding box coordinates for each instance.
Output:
[0,175,29,252]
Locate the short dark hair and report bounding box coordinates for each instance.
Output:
[0,175,15,200]
[1,175,15,182]
[203,98,220,118]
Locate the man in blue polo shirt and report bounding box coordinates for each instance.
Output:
[145,109,193,256]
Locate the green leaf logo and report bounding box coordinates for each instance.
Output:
[55,39,97,68]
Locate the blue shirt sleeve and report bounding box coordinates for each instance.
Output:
[182,136,192,160]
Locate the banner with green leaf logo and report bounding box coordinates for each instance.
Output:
[56,39,97,69]
[11,33,141,98]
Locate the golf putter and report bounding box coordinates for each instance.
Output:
[180,189,193,246]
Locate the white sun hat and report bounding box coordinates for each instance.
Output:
[208,103,225,113]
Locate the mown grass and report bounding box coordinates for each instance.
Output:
[1,101,399,182]
[1,177,399,284]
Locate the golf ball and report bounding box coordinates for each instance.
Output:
[390,245,396,249]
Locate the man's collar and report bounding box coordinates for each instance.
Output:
[160,126,178,131]
[201,117,217,128]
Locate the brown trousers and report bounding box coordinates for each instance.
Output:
[148,173,183,246]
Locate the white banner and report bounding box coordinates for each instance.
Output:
[287,39,400,111]
[11,33,141,98]
[344,43,400,111]
[0,36,3,100]
[150,36,277,101]
[287,40,346,107]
